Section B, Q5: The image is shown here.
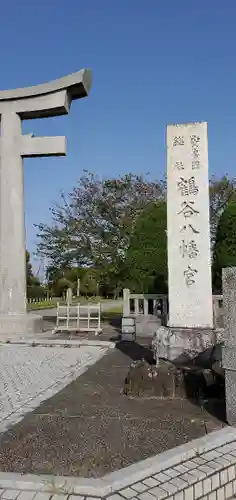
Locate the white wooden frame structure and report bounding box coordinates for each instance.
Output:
[53,302,102,335]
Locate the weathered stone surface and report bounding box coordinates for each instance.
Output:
[167,122,213,328]
[0,313,43,337]
[222,267,236,347]
[123,359,186,398]
[123,359,152,396]
[151,325,224,362]
[222,266,236,425]
[152,360,186,398]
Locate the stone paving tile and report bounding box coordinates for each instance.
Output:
[142,479,159,488]
[145,487,168,499]
[184,485,193,500]
[120,488,136,499]
[69,496,85,500]
[131,483,148,493]
[225,482,233,498]
[164,468,179,479]
[173,464,189,474]
[211,472,220,489]
[170,477,188,489]
[51,496,68,500]
[33,495,51,500]
[1,492,20,499]
[106,495,124,500]
[17,493,37,500]
[158,480,178,495]
[152,473,170,483]
[86,497,102,500]
[137,493,158,500]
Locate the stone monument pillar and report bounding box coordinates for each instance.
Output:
[153,121,215,360]
[167,122,213,329]
[222,267,236,426]
[0,69,92,337]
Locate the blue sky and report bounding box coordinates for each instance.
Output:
[0,0,236,271]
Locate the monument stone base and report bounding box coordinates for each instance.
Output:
[0,313,43,339]
[152,325,224,363]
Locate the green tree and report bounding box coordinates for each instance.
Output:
[80,268,99,297]
[209,176,236,251]
[54,277,74,297]
[212,199,236,292]
[35,171,165,290]
[26,251,44,298]
[124,201,167,293]
[46,265,84,296]
[34,172,236,295]
[26,251,35,285]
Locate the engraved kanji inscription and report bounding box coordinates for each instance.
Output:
[184,265,198,286]
[174,161,184,170]
[192,160,201,170]
[190,134,200,169]
[190,135,200,148]
[179,239,199,259]
[177,176,199,196]
[177,201,199,218]
[173,136,184,147]
[180,224,200,234]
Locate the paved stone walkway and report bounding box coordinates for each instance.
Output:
[0,344,108,434]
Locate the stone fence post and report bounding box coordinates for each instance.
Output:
[123,288,130,317]
[222,267,236,425]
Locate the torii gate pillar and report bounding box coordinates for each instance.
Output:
[0,69,92,337]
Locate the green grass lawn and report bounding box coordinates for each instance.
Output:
[101,305,123,321]
[27,300,57,311]
[27,298,122,313]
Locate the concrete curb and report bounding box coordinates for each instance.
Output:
[0,339,116,349]
[1,427,236,497]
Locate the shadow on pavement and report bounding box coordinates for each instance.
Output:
[115,339,155,364]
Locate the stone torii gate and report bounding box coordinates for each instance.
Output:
[0,69,92,337]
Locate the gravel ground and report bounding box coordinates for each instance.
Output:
[0,343,224,478]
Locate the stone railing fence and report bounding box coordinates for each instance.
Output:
[123,289,168,319]
[27,297,53,304]
[123,289,224,328]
